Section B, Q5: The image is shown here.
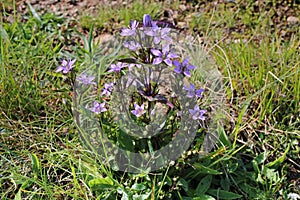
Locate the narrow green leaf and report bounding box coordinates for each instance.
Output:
[31,154,40,177]
[196,175,212,196]
[220,177,230,191]
[207,189,242,199]
[193,195,215,200]
[0,25,9,43]
[27,3,42,23]
[88,24,94,53]
[178,178,189,192]
[14,190,22,200]
[253,152,267,165]
[193,163,222,175]
[218,125,231,147]
[265,144,290,168]
[251,159,260,174]
[131,183,146,191]
[88,177,114,191]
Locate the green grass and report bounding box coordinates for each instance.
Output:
[1,1,299,199]
[80,0,163,31]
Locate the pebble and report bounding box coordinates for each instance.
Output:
[179,4,186,12]
[287,16,299,23]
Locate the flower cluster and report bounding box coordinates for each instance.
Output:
[114,14,207,121]
[56,14,207,122]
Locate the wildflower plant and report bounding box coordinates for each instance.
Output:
[72,14,225,173]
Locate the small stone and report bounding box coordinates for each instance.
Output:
[177,21,186,28]
[287,16,299,23]
[280,30,287,36]
[179,4,186,11]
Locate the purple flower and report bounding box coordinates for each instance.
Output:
[55,59,76,74]
[159,28,171,41]
[173,58,196,77]
[76,73,96,85]
[189,105,206,120]
[183,83,205,98]
[195,88,205,98]
[143,14,156,27]
[123,41,141,51]
[120,20,139,36]
[151,44,178,66]
[101,82,114,97]
[108,62,126,73]
[89,101,107,114]
[144,27,171,44]
[131,103,146,118]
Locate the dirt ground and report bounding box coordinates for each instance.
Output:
[2,0,300,43]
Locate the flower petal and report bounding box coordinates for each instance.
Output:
[187,64,196,70]
[55,67,63,72]
[130,20,139,29]
[182,58,189,66]
[144,29,156,36]
[151,49,162,57]
[168,53,179,59]
[174,66,182,74]
[162,44,169,54]
[184,70,191,77]
[153,36,161,44]
[195,89,205,97]
[143,14,152,27]
[173,60,181,67]
[153,57,163,65]
[161,28,170,35]
[164,58,173,66]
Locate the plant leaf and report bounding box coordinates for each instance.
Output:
[196,175,212,196]
[193,163,222,175]
[218,125,231,147]
[207,189,242,199]
[193,195,215,200]
[265,144,290,168]
[88,177,114,191]
[31,154,40,178]
[27,3,42,23]
[0,25,9,43]
[131,183,146,191]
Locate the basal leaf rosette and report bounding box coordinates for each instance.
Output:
[73,14,225,173]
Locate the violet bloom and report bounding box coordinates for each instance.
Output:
[144,27,171,44]
[120,20,139,36]
[131,103,146,118]
[143,14,156,27]
[76,73,96,86]
[89,101,107,114]
[151,44,178,66]
[189,105,206,121]
[108,62,125,73]
[101,82,114,97]
[183,83,205,98]
[195,88,205,98]
[143,14,171,44]
[173,58,196,77]
[123,41,141,51]
[158,28,171,42]
[55,59,76,74]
